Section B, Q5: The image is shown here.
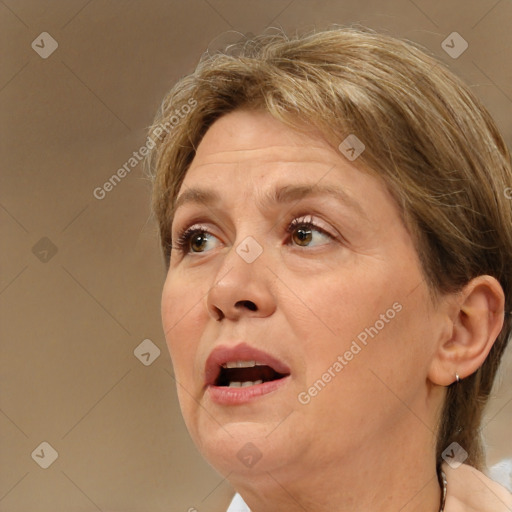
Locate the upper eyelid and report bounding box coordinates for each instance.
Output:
[288,216,334,236]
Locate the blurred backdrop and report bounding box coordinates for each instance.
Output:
[1,0,511,511]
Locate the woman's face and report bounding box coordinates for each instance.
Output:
[161,110,445,480]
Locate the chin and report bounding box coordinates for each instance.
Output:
[191,418,292,475]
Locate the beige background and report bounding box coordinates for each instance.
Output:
[1,0,511,511]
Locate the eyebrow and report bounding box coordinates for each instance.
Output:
[171,183,369,222]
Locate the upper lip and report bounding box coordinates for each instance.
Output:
[204,342,291,387]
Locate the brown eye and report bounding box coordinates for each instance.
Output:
[190,233,208,252]
[287,217,333,248]
[174,227,219,254]
[292,226,313,246]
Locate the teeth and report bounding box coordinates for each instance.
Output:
[229,380,263,388]
[223,360,263,368]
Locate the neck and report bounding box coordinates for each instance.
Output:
[229,415,442,512]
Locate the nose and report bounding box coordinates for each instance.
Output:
[206,245,276,321]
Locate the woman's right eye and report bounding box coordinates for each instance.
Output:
[173,226,220,254]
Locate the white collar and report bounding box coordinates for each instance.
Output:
[226,492,250,512]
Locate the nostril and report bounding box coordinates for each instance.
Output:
[212,301,258,321]
[236,300,257,311]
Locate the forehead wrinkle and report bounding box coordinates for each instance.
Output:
[255,183,369,222]
[171,181,370,226]
[191,144,339,166]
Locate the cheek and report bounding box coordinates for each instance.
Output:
[289,264,389,348]
[293,298,430,440]
[277,268,387,402]
[290,261,430,393]
[161,271,205,379]
[161,273,208,431]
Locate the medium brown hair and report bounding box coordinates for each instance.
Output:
[146,27,512,470]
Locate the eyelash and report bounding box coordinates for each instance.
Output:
[171,215,335,255]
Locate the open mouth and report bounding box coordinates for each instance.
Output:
[205,345,292,405]
[204,342,292,403]
[215,361,290,388]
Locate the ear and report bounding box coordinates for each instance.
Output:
[428,275,506,386]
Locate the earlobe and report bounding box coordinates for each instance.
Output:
[427,275,505,387]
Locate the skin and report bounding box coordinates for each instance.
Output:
[161,110,505,511]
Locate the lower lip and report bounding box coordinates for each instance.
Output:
[206,375,291,405]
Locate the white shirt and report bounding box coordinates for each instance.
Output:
[225,460,512,512]
[226,492,250,512]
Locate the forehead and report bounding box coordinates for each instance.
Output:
[195,110,332,160]
[179,110,364,204]
[187,109,341,171]
[172,110,397,227]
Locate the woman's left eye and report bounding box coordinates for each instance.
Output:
[286,216,334,248]
[172,215,334,255]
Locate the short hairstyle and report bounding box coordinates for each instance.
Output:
[146,26,512,471]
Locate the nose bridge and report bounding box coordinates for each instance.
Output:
[206,229,274,320]
[214,230,267,293]
[218,208,268,275]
